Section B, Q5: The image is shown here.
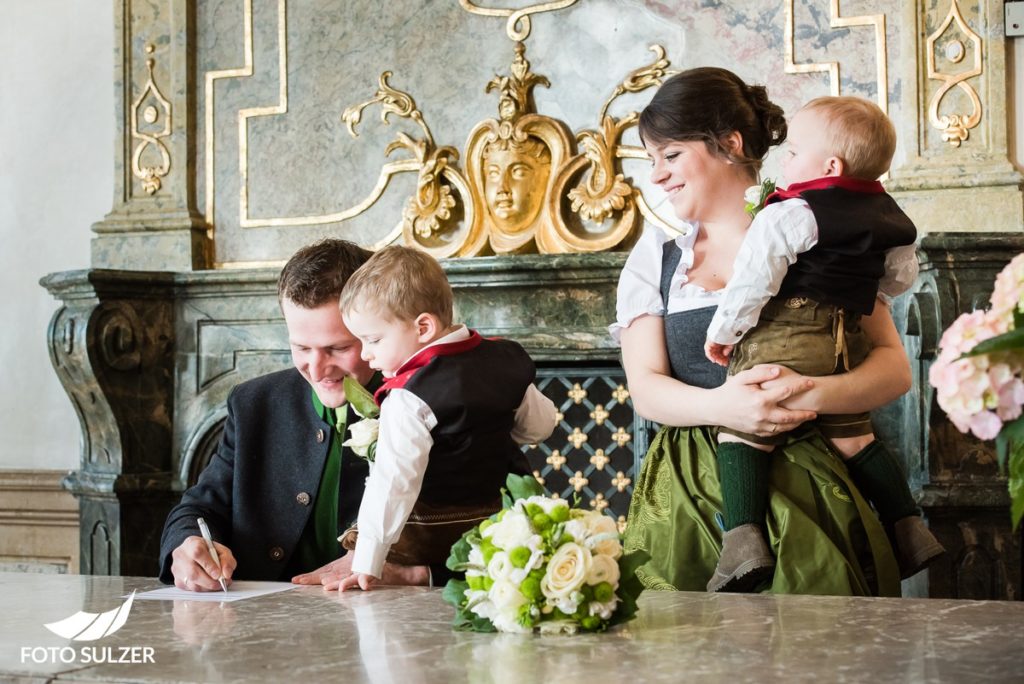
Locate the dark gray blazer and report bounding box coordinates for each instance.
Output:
[158,368,364,582]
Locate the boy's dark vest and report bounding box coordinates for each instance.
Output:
[766,177,917,316]
[376,331,535,505]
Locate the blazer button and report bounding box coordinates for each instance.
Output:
[296,492,311,506]
[269,546,284,561]
[316,429,325,443]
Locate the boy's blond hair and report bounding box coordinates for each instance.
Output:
[802,96,896,180]
[339,245,454,327]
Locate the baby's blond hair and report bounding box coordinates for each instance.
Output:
[801,96,896,180]
[339,245,453,327]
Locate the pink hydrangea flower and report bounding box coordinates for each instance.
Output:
[989,253,1024,331]
[929,257,1024,442]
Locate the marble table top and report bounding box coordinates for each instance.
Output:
[1,572,1021,683]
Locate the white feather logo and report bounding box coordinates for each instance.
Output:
[43,591,136,641]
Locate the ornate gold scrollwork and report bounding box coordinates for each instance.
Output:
[459,0,580,41]
[926,0,982,147]
[344,40,671,255]
[130,45,171,195]
[343,73,479,258]
[547,45,671,253]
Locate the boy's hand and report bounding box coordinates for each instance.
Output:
[705,341,733,367]
[338,572,378,592]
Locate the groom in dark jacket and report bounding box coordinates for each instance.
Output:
[159,239,431,591]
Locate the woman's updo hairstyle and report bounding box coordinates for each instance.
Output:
[638,67,787,177]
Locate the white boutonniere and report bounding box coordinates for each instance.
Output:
[341,377,379,462]
[744,178,777,218]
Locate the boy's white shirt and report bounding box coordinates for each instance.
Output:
[351,324,558,577]
[705,197,919,346]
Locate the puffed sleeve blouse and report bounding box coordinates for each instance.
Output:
[610,222,722,343]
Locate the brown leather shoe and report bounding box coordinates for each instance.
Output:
[707,523,776,593]
[893,516,945,579]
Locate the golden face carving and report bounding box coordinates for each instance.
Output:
[482,137,551,234]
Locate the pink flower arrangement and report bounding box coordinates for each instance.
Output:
[928,254,1024,527]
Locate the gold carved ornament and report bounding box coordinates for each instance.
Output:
[459,0,580,42]
[343,73,476,258]
[342,40,673,256]
[130,44,172,195]
[926,0,982,147]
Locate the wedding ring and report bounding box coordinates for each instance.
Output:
[769,423,778,434]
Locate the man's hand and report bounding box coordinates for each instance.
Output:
[291,555,353,586]
[338,572,378,592]
[170,536,236,592]
[705,340,733,367]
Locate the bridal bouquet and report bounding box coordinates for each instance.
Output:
[442,474,648,634]
[928,253,1024,527]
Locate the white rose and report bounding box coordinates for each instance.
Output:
[541,542,591,602]
[489,578,527,613]
[744,184,762,205]
[563,519,587,542]
[586,553,621,587]
[579,512,622,559]
[343,418,379,459]
[488,580,530,633]
[487,551,513,582]
[487,510,533,550]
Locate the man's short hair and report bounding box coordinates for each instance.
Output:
[339,245,454,328]
[802,96,896,180]
[277,239,374,308]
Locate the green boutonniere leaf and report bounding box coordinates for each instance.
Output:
[343,376,379,419]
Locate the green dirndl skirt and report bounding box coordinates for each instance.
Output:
[623,425,901,596]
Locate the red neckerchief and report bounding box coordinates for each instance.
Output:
[766,176,884,205]
[373,329,484,405]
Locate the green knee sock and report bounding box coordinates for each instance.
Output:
[716,441,771,531]
[844,440,920,524]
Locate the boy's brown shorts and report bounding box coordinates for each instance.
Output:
[340,497,500,567]
[719,296,872,447]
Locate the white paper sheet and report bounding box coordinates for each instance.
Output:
[129,581,298,602]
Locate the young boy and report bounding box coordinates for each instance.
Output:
[702,96,944,592]
[337,245,557,590]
